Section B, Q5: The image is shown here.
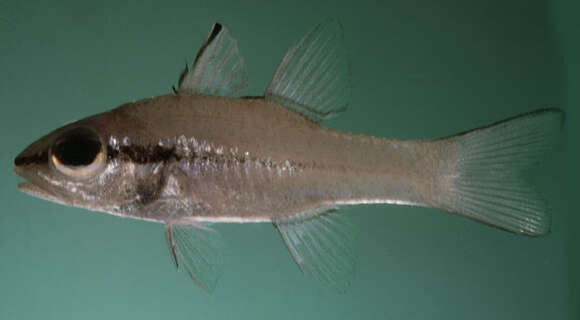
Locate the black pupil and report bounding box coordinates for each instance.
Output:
[54,129,101,166]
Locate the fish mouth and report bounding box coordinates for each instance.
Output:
[14,166,33,182]
[17,181,58,202]
[16,180,68,206]
[14,167,66,205]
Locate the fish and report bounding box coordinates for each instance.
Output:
[14,20,564,292]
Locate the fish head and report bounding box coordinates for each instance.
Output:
[14,115,133,215]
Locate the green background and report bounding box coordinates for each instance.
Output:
[1,0,577,319]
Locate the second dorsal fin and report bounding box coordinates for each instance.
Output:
[177,23,248,97]
[265,20,351,122]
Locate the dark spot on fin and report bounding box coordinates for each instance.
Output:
[175,23,221,92]
[176,22,248,96]
[191,23,222,71]
[174,61,189,93]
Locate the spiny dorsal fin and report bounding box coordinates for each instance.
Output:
[177,23,248,97]
[165,222,225,293]
[265,20,351,122]
[274,208,358,291]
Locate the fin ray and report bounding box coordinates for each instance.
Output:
[440,108,564,236]
[274,208,358,291]
[178,23,248,97]
[265,19,350,122]
[165,224,178,268]
[166,222,224,292]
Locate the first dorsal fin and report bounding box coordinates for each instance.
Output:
[176,23,248,97]
[265,20,351,122]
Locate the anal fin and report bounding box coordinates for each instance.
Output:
[274,208,358,291]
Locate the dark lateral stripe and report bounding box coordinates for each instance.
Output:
[107,144,182,164]
[107,143,255,166]
[14,151,48,166]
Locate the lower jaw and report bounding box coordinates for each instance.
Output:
[17,182,66,206]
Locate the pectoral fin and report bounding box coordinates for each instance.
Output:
[274,208,358,291]
[177,23,248,97]
[165,222,225,293]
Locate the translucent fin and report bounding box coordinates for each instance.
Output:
[265,19,350,122]
[442,108,564,236]
[166,222,224,292]
[177,23,248,97]
[274,208,358,291]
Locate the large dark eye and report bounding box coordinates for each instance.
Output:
[51,127,105,178]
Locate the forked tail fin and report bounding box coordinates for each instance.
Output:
[439,108,564,236]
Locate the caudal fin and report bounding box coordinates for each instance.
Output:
[440,108,564,236]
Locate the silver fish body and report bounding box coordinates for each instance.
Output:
[14,21,563,292]
[16,94,449,223]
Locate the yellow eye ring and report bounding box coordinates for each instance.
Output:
[51,150,105,178]
[50,127,106,179]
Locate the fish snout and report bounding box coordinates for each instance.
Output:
[14,138,50,168]
[14,149,48,167]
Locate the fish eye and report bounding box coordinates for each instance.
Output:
[50,127,105,178]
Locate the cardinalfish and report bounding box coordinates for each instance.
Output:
[14,21,564,292]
